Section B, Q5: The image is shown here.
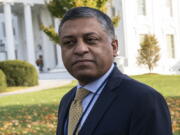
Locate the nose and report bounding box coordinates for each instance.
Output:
[74,39,89,56]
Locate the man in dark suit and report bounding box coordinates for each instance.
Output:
[56,7,172,135]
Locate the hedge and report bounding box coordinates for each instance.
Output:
[0,69,7,91]
[0,60,38,86]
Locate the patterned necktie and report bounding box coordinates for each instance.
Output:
[68,88,90,135]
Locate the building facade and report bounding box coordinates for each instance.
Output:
[113,0,180,74]
[0,0,64,72]
[0,0,180,74]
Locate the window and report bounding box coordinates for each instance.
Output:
[13,27,16,36]
[111,7,116,16]
[166,35,175,58]
[139,34,145,44]
[0,40,5,52]
[137,0,146,15]
[165,0,173,16]
[0,22,6,38]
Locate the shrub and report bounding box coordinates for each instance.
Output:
[0,60,38,86]
[0,69,7,91]
[137,34,160,72]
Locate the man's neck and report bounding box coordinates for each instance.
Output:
[78,63,115,87]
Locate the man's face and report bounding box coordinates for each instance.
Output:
[60,18,118,85]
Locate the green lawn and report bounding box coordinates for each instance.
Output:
[132,74,180,97]
[0,82,75,135]
[0,86,29,93]
[0,75,180,135]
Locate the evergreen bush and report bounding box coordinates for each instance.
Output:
[0,69,7,91]
[0,60,38,86]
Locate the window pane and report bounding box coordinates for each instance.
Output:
[0,40,5,52]
[0,22,6,38]
[137,0,146,15]
[165,0,173,16]
[166,35,175,58]
[111,7,116,16]
[139,34,145,44]
[2,22,6,37]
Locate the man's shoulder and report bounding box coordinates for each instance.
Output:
[111,72,167,112]
[110,67,163,99]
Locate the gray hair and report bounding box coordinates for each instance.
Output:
[59,7,115,39]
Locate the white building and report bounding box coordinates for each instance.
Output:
[0,0,64,72]
[0,0,180,75]
[113,0,180,74]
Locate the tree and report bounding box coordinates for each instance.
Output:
[137,34,160,72]
[41,0,120,44]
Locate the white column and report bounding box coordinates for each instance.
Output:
[24,3,35,65]
[119,0,128,67]
[54,18,64,69]
[3,2,15,60]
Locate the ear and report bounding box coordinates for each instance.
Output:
[111,39,118,57]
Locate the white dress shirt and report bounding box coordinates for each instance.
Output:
[76,63,114,128]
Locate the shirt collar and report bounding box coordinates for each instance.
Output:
[77,63,114,94]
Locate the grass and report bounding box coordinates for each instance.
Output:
[0,81,76,106]
[174,131,180,135]
[0,104,57,135]
[0,82,76,135]
[0,86,29,93]
[0,75,180,134]
[132,74,180,97]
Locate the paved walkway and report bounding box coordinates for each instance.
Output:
[0,71,75,97]
[39,71,74,80]
[0,79,73,97]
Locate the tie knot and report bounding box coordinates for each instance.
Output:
[75,88,90,101]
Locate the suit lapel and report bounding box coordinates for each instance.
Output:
[58,88,76,135]
[79,67,123,135]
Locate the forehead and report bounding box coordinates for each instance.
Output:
[60,18,106,37]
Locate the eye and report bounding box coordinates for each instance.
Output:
[62,39,76,46]
[85,36,98,44]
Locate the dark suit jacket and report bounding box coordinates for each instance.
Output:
[56,66,172,135]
